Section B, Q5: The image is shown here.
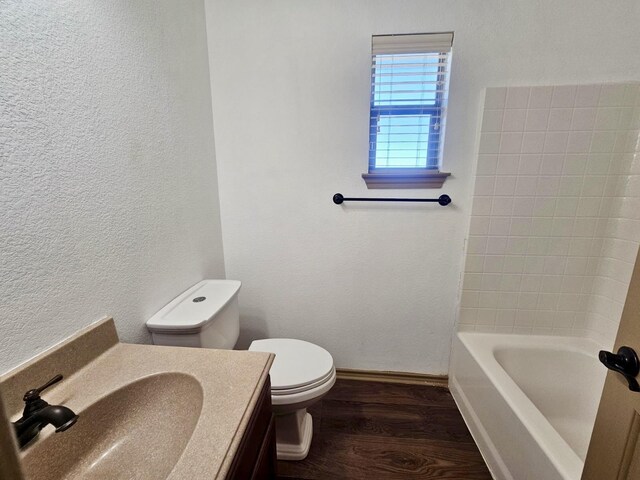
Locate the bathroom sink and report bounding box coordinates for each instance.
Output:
[21,372,203,480]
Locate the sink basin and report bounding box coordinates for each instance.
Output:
[21,372,203,480]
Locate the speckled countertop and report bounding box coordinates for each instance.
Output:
[0,318,274,480]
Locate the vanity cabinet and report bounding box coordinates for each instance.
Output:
[226,376,277,479]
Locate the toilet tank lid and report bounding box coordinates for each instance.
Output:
[146,280,241,333]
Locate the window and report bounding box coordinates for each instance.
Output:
[362,32,453,189]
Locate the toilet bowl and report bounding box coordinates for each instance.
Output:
[249,338,336,460]
[145,279,335,461]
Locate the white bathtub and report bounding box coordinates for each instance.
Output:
[449,332,606,480]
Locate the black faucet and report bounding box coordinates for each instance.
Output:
[12,374,79,449]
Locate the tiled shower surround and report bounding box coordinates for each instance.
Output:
[459,83,640,347]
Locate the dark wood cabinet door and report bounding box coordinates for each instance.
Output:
[226,376,277,480]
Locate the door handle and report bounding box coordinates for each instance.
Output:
[599,346,640,392]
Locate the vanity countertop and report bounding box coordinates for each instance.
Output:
[0,318,274,479]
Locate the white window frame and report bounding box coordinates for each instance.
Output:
[362,32,453,189]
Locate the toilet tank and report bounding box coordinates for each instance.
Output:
[146,280,241,349]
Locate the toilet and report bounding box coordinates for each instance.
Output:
[146,279,335,461]
[249,338,335,460]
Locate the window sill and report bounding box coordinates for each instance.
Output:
[361,171,451,189]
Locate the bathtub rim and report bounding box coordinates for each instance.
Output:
[453,332,603,480]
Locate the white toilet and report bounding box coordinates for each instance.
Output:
[146,279,336,461]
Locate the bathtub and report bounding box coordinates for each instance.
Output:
[449,332,606,480]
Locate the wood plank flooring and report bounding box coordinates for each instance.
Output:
[276,379,491,480]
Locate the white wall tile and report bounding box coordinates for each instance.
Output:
[500,274,522,292]
[573,217,598,236]
[495,176,517,195]
[575,85,601,107]
[489,217,512,235]
[485,88,507,109]
[522,132,546,153]
[599,84,627,107]
[540,156,564,175]
[595,108,621,130]
[469,216,490,235]
[571,108,597,130]
[548,108,573,131]
[520,275,542,292]
[482,109,504,132]
[479,133,501,154]
[500,132,524,153]
[461,290,479,307]
[541,275,563,293]
[463,272,482,290]
[537,176,561,197]
[476,154,498,175]
[551,86,577,108]
[591,131,617,152]
[459,308,477,324]
[533,197,556,216]
[515,310,535,326]
[491,197,514,216]
[529,87,553,108]
[567,132,593,153]
[518,154,542,174]
[496,309,516,326]
[515,176,538,196]
[510,217,532,236]
[503,255,525,273]
[465,255,485,272]
[507,237,528,254]
[475,176,496,196]
[554,197,579,217]
[563,155,587,175]
[477,309,497,325]
[585,154,611,174]
[481,273,502,291]
[543,132,569,153]
[544,256,567,274]
[497,154,520,174]
[525,109,550,131]
[531,217,553,236]
[503,109,527,132]
[558,176,584,196]
[506,87,531,109]
[478,291,498,308]
[581,176,606,196]
[527,237,549,254]
[460,83,640,345]
[471,196,493,215]
[538,293,559,310]
[486,236,508,254]
[524,257,544,274]
[551,220,576,240]
[512,196,536,216]
[467,236,488,254]
[518,292,539,308]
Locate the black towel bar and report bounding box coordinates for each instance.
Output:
[333,193,451,206]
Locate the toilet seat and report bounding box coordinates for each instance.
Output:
[269,368,336,406]
[249,338,335,390]
[270,368,335,395]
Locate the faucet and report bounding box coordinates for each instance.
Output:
[12,374,79,449]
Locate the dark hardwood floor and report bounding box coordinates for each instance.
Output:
[276,379,491,480]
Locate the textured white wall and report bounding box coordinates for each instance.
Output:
[205,0,640,374]
[0,1,225,374]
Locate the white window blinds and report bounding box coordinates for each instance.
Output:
[369,32,453,170]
